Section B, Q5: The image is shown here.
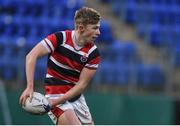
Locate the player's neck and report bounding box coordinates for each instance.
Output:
[74,30,85,47]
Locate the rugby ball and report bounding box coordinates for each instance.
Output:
[22,92,51,115]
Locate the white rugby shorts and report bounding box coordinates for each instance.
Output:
[45,94,93,124]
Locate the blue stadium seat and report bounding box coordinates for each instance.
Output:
[92,61,116,85]
[100,0,112,3]
[93,60,130,85]
[98,61,114,84]
[136,64,165,86]
[107,40,138,63]
[25,35,39,54]
[145,24,162,47]
[25,0,46,17]
[0,16,6,36]
[111,0,122,16]
[121,0,137,24]
[0,36,7,56]
[0,56,18,80]
[49,19,71,33]
[97,20,114,44]
[4,21,18,37]
[173,44,180,66]
[115,62,130,85]
[35,57,48,80]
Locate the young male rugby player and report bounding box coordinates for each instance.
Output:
[19,7,101,125]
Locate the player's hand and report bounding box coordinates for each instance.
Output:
[48,99,58,108]
[19,87,33,106]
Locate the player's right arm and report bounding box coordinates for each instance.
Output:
[19,42,50,106]
[19,32,62,106]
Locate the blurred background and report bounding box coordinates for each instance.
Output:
[0,0,180,124]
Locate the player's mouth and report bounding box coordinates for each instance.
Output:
[92,36,97,40]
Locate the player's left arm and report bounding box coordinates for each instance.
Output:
[49,67,97,107]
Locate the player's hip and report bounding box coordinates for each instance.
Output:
[47,94,92,124]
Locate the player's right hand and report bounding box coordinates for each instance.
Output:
[19,87,34,106]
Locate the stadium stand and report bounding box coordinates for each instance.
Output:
[103,2,178,67]
[0,0,169,90]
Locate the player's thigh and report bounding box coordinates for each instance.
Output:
[57,109,81,125]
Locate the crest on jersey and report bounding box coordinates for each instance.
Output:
[80,54,87,63]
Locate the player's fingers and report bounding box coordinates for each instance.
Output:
[21,93,29,106]
[22,96,28,106]
[19,95,23,105]
[19,94,26,105]
[29,92,33,103]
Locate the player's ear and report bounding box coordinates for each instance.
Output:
[78,23,85,32]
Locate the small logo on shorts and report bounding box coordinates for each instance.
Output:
[80,55,87,63]
[81,106,90,117]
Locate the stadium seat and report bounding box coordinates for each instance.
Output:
[0,56,18,80]
[107,40,138,63]
[115,62,130,85]
[120,0,137,24]
[25,0,46,17]
[0,16,6,36]
[145,24,162,47]
[0,36,7,56]
[97,20,114,44]
[92,61,116,85]
[100,0,112,3]
[136,64,165,86]
[93,60,131,85]
[173,44,180,66]
[35,57,48,80]
[111,0,122,16]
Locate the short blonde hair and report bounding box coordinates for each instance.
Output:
[74,7,101,29]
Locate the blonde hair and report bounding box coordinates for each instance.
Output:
[74,7,101,29]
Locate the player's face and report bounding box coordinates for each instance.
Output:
[82,22,101,44]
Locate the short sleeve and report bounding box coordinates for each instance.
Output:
[85,46,100,69]
[40,31,63,53]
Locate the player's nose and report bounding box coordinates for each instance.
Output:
[96,29,100,36]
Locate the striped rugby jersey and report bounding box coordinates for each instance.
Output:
[41,30,100,94]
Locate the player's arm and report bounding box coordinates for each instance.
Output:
[49,67,97,107]
[19,42,49,106]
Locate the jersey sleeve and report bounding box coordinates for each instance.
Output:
[85,46,101,69]
[40,31,63,53]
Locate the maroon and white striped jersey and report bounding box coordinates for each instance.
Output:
[41,30,100,94]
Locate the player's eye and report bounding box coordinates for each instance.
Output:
[93,27,98,30]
